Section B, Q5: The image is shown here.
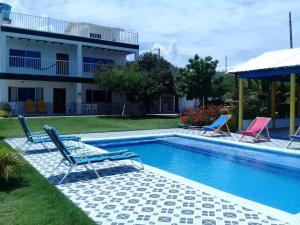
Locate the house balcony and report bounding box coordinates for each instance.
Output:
[7,56,110,77]
[0,11,138,45]
[8,56,77,76]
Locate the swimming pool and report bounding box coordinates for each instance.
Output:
[86,135,300,214]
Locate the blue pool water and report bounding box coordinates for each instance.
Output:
[87,136,300,213]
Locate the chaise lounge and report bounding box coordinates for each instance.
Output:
[239,117,271,142]
[44,125,143,184]
[18,115,80,152]
[201,114,231,137]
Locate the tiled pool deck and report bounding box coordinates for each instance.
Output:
[5,128,300,225]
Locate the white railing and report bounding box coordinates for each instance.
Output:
[0,11,138,45]
[8,56,77,76]
[83,62,113,76]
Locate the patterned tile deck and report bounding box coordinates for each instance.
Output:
[6,129,300,225]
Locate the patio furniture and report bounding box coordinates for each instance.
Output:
[239,117,271,142]
[44,125,143,184]
[25,99,36,113]
[18,115,80,152]
[287,126,300,148]
[201,114,232,137]
[37,100,47,113]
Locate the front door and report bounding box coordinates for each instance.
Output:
[56,53,69,75]
[53,88,66,113]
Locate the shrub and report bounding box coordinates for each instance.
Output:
[180,105,237,131]
[0,150,23,185]
[0,103,11,118]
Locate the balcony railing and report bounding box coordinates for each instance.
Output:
[8,56,77,76]
[0,11,138,45]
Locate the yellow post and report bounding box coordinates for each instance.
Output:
[271,81,276,128]
[238,78,244,131]
[290,73,296,135]
[297,83,300,117]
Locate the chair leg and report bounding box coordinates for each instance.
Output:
[226,123,231,136]
[239,135,244,141]
[59,165,74,184]
[131,158,144,170]
[49,159,65,182]
[287,138,294,148]
[87,162,100,179]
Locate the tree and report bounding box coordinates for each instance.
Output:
[137,53,176,112]
[94,64,149,116]
[176,55,218,107]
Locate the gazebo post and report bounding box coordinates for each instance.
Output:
[297,83,300,117]
[271,81,276,128]
[238,77,244,131]
[290,73,296,135]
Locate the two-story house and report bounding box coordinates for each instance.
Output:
[0,3,140,115]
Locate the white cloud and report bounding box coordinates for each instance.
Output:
[4,0,300,69]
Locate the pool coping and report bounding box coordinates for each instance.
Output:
[82,132,300,224]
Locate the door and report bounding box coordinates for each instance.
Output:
[53,88,66,113]
[56,53,69,75]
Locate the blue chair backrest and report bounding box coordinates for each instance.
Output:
[18,115,33,142]
[44,126,75,164]
[210,115,230,128]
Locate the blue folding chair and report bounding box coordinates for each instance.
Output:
[201,114,231,137]
[44,126,143,184]
[18,115,80,152]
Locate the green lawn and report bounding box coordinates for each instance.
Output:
[0,115,178,225]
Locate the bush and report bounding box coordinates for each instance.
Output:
[0,150,23,185]
[0,103,11,117]
[180,105,237,131]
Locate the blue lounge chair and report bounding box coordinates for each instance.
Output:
[201,114,231,136]
[44,125,143,184]
[18,115,80,152]
[287,126,300,148]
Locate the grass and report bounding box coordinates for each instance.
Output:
[0,115,178,225]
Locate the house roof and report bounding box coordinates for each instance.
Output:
[228,48,300,74]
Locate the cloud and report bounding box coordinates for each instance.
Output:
[4,0,300,70]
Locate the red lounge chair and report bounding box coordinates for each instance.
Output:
[239,117,271,142]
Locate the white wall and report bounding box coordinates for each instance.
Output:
[178,96,196,112]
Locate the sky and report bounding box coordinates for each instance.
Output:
[5,0,300,70]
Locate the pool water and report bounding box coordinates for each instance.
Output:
[87,136,300,214]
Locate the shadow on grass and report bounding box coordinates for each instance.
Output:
[50,165,140,185]
[0,177,28,193]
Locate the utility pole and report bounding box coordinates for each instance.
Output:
[151,48,160,57]
[289,12,293,48]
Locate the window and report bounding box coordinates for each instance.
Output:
[8,87,44,102]
[86,89,112,103]
[90,33,101,39]
[9,49,41,69]
[18,88,35,101]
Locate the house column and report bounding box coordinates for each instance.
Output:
[134,51,139,61]
[77,44,83,76]
[76,44,83,114]
[0,34,7,72]
[238,77,244,131]
[290,73,296,135]
[271,81,276,128]
[159,96,162,113]
[76,83,82,114]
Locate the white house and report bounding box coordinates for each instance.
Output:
[0,4,141,115]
